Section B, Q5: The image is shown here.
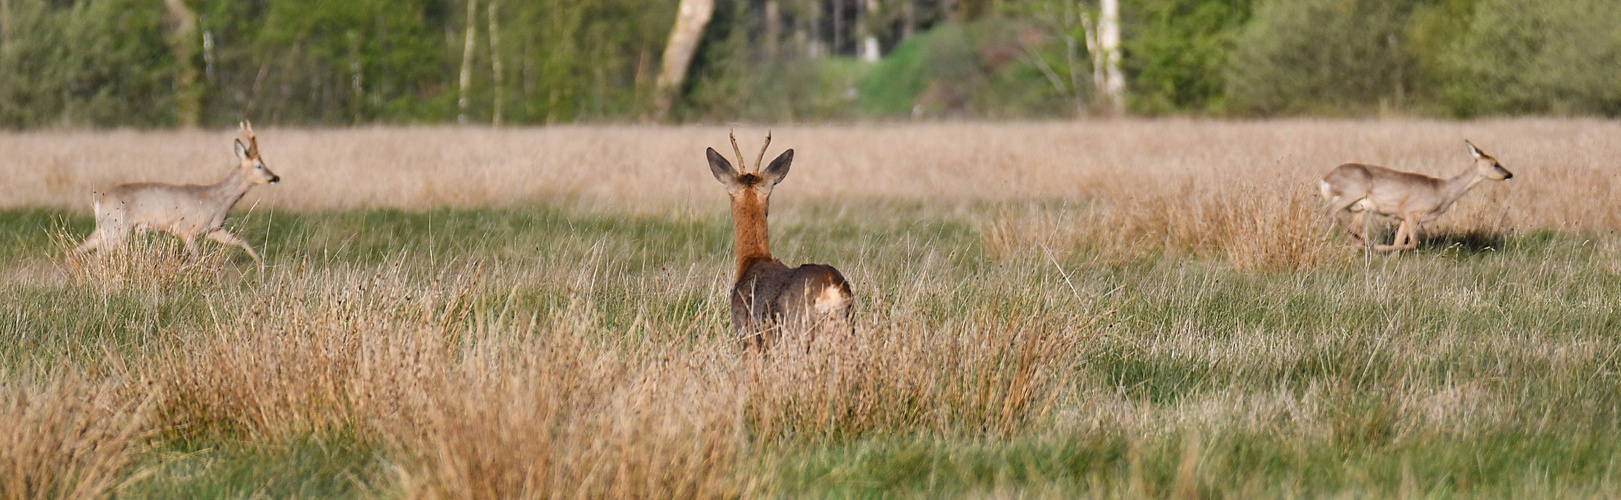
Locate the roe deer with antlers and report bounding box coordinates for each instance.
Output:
[706,131,854,350]
[1321,140,1512,252]
[70,121,281,267]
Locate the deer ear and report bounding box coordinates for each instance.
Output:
[1465,140,1484,158]
[762,149,793,186]
[706,147,738,186]
[234,139,250,159]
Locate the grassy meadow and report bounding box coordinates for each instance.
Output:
[2,121,1620,498]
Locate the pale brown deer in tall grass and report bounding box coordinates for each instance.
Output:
[706,131,854,350]
[1321,140,1513,252]
[70,121,281,268]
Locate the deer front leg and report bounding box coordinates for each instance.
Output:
[1373,219,1418,252]
[1398,219,1421,250]
[208,229,265,268]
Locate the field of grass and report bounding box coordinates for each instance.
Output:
[2,121,1620,498]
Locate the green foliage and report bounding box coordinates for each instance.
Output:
[683,0,874,122]
[1225,0,1416,116]
[0,0,672,127]
[0,0,68,128]
[1440,0,1621,116]
[857,29,939,116]
[1123,0,1252,114]
[0,0,176,128]
[201,0,452,124]
[856,20,1073,119]
[858,23,978,117]
[8,0,1621,124]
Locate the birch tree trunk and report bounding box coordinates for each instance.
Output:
[163,0,201,127]
[1098,0,1124,116]
[900,0,916,41]
[806,0,824,58]
[458,0,477,125]
[764,0,781,59]
[489,1,503,126]
[652,0,715,121]
[859,0,880,62]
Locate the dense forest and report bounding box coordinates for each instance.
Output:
[0,0,1617,128]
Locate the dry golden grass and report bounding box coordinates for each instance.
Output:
[103,260,1093,498]
[4,120,1620,496]
[5,119,1612,270]
[0,372,153,500]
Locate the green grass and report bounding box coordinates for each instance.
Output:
[125,432,384,499]
[3,202,1620,497]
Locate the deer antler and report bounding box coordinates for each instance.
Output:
[239,120,259,156]
[753,130,772,173]
[729,129,748,172]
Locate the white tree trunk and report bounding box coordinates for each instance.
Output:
[1098,0,1124,115]
[764,0,781,59]
[458,0,477,125]
[653,0,716,121]
[858,0,880,62]
[900,0,915,40]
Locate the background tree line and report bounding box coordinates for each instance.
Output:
[0,0,1617,128]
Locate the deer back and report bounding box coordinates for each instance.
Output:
[731,259,854,346]
[97,182,235,235]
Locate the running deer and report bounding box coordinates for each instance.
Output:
[706,131,854,350]
[70,121,281,267]
[1321,140,1513,252]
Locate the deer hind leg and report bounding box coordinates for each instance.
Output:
[66,227,107,273]
[1325,197,1368,244]
[1348,211,1368,246]
[207,229,264,268]
[71,221,132,259]
[69,228,106,260]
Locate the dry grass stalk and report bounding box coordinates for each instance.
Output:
[0,372,154,500]
[156,262,472,440]
[101,252,1098,497]
[54,230,234,292]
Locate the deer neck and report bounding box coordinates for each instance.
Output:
[209,167,252,204]
[731,189,772,278]
[1439,166,1485,208]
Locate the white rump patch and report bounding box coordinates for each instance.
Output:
[813,285,850,315]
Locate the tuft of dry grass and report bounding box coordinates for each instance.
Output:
[54,231,237,293]
[4,120,1619,496]
[114,256,1096,498]
[0,372,153,500]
